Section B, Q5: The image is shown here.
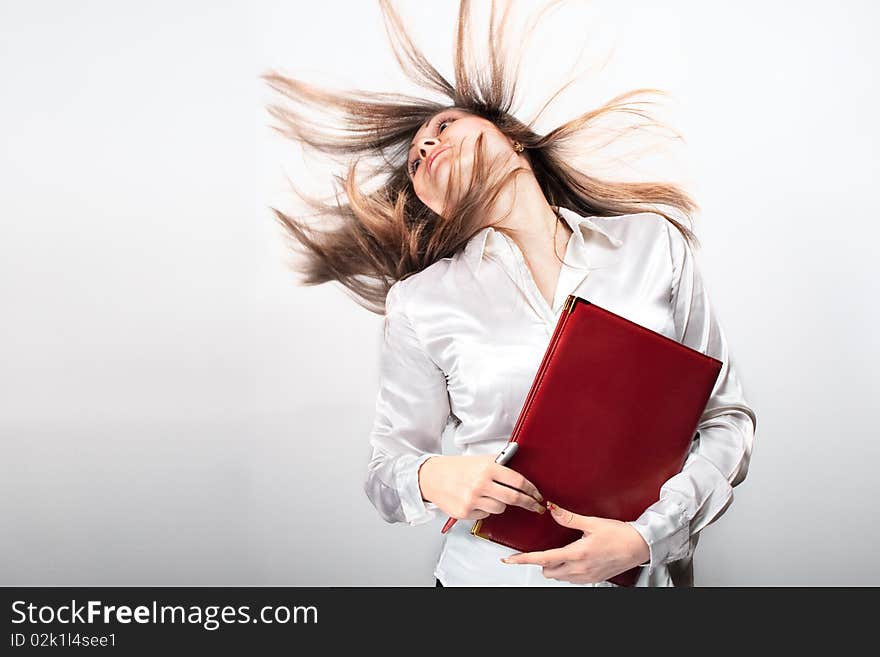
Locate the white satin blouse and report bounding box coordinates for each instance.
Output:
[364,206,757,587]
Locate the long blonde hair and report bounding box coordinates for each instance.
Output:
[262,0,699,314]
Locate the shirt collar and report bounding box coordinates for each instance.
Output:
[462,206,623,277]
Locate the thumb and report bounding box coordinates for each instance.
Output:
[547,501,598,532]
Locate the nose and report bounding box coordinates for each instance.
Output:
[418,138,442,159]
[417,138,447,176]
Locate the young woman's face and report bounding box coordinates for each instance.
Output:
[406,108,519,216]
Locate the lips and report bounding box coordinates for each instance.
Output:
[427,147,450,175]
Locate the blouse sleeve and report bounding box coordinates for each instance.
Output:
[363,280,450,526]
[626,221,758,569]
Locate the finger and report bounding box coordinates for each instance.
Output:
[472,495,506,516]
[541,562,575,579]
[487,481,545,514]
[502,544,577,566]
[491,464,543,503]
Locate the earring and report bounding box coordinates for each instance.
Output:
[513,141,524,153]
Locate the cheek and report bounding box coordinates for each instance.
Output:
[457,131,509,170]
[440,140,478,181]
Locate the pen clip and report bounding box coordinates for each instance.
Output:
[495,441,518,464]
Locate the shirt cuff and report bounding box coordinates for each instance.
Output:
[626,494,692,570]
[395,452,444,526]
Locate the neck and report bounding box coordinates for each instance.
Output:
[485,173,572,255]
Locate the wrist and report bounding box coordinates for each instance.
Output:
[418,456,438,503]
[628,525,650,566]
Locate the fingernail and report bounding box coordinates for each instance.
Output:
[546,500,557,511]
[501,557,511,564]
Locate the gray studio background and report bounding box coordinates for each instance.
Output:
[1,0,877,586]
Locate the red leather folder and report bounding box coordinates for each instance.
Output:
[471,294,722,587]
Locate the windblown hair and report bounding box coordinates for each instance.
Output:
[262,0,699,314]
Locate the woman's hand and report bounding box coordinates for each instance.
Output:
[500,501,650,584]
[418,454,546,520]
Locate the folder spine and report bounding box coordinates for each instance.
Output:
[471,294,586,541]
[508,295,583,445]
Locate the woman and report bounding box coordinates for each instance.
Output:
[262,0,757,587]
